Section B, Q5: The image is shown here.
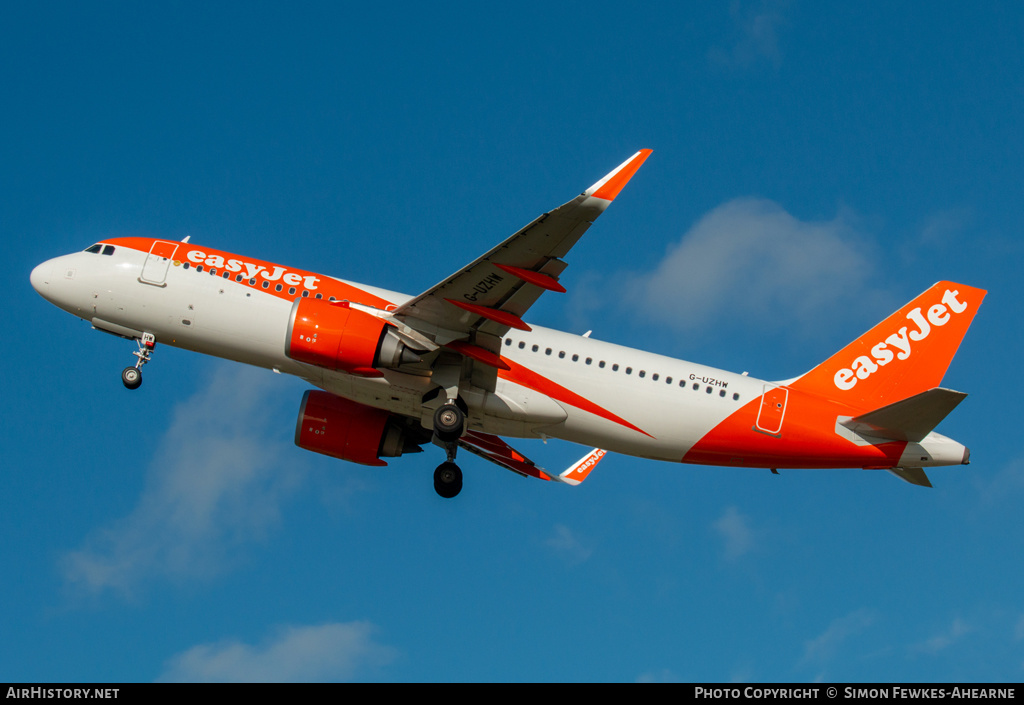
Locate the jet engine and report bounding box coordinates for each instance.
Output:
[285,298,421,375]
[294,390,423,466]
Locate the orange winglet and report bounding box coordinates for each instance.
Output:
[493,263,567,293]
[444,299,532,331]
[590,149,652,202]
[445,340,511,370]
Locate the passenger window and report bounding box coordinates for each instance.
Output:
[719,390,726,397]
[572,354,579,362]
[519,341,526,349]
[652,373,659,381]
[693,383,699,390]
[558,351,565,359]
[666,377,672,384]
[612,364,619,371]
[209,268,217,276]
[639,371,646,378]
[275,284,283,292]
[315,293,323,299]
[706,387,713,394]
[545,348,552,355]
[196,265,203,273]
[626,367,632,375]
[289,287,296,295]
[532,345,539,352]
[235,274,243,282]
[599,361,605,368]
[249,278,257,285]
[733,393,740,401]
[183,262,190,270]
[504,339,512,346]
[302,290,309,297]
[262,281,269,289]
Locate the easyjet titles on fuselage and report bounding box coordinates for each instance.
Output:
[833,288,969,391]
[184,248,321,290]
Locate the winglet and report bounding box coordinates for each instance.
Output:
[557,448,607,486]
[585,150,652,202]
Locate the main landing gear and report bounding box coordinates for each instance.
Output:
[432,402,465,499]
[122,332,156,390]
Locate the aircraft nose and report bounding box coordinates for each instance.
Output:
[30,261,52,295]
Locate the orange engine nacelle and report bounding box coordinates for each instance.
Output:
[294,390,422,466]
[285,298,420,375]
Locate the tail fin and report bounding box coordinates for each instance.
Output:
[790,282,986,411]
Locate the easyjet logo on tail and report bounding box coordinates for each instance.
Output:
[833,289,969,391]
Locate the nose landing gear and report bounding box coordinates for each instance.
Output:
[433,461,463,499]
[432,402,466,498]
[122,332,156,390]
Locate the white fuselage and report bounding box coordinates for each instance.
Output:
[31,243,761,462]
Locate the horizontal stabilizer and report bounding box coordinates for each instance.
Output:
[886,467,933,488]
[841,387,967,443]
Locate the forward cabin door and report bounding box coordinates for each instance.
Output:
[139,240,179,286]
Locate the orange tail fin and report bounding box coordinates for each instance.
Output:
[789,281,986,411]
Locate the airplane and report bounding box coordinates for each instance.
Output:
[30,150,986,498]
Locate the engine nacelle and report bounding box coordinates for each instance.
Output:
[294,390,421,466]
[285,298,420,375]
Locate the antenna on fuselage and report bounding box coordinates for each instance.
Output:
[181,235,191,243]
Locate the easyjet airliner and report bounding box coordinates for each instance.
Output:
[30,151,986,497]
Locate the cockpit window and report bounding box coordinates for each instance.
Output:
[84,244,116,255]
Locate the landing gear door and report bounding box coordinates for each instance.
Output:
[140,240,179,286]
[755,384,788,437]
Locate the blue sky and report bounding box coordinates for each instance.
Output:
[4,1,1024,682]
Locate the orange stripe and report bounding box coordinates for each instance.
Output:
[498,359,653,438]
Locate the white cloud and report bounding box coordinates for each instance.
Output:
[546,523,593,564]
[61,364,306,594]
[712,505,754,560]
[710,0,791,69]
[911,617,972,655]
[158,621,396,682]
[623,198,880,338]
[800,608,875,669]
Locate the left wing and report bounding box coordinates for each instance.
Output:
[458,430,606,485]
[391,150,652,348]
